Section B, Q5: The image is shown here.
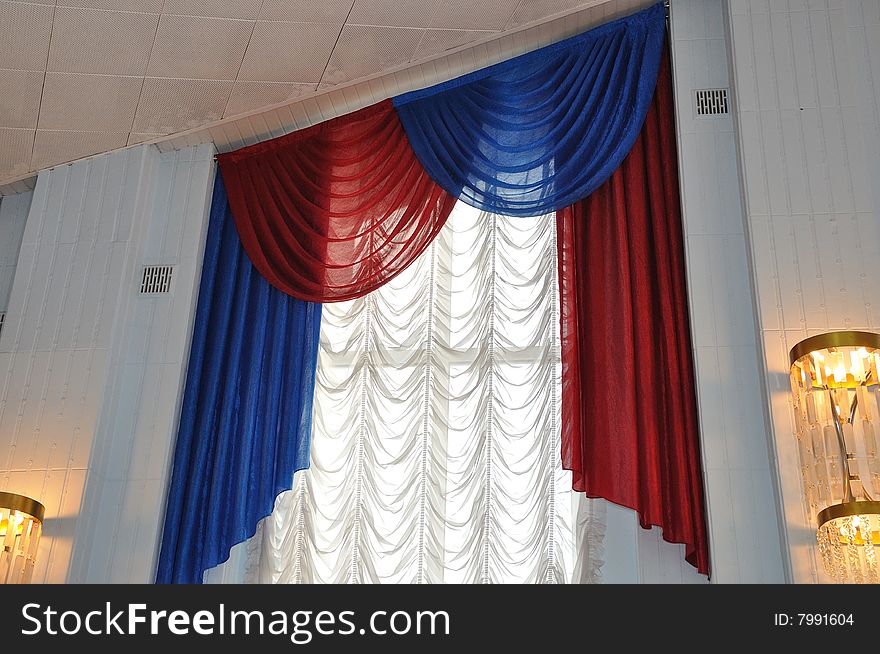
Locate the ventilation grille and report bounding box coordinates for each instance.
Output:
[694,88,730,116]
[140,265,174,294]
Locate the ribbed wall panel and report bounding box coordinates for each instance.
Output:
[0,144,215,583]
[728,0,880,583]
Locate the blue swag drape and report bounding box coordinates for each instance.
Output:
[156,176,322,584]
[158,4,668,583]
[393,3,665,217]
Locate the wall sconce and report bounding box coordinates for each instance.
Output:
[789,331,880,583]
[0,491,44,584]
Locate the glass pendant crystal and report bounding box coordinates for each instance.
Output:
[789,331,880,583]
[0,492,44,584]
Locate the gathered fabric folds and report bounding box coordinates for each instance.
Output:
[392,3,665,217]
[156,176,322,584]
[217,100,458,303]
[556,48,710,574]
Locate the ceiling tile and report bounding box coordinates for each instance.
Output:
[38,73,142,131]
[56,0,164,11]
[348,0,436,28]
[162,0,261,20]
[146,14,253,80]
[0,129,36,179]
[258,0,354,23]
[416,28,494,59]
[133,77,234,133]
[323,25,423,85]
[507,0,599,28]
[429,0,521,30]
[0,1,54,71]
[127,132,162,145]
[238,21,340,83]
[0,70,44,129]
[225,81,317,117]
[32,130,128,170]
[48,7,159,75]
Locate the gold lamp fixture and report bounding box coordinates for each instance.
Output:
[0,491,44,584]
[789,331,880,583]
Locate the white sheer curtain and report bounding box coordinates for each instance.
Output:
[206,203,605,584]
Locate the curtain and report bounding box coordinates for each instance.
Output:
[162,3,710,583]
[206,202,607,583]
[556,47,710,575]
[217,5,665,304]
[157,177,323,584]
[393,3,665,217]
[217,100,457,303]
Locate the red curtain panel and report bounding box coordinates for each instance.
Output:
[556,50,710,575]
[218,100,457,303]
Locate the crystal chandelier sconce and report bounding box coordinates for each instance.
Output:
[789,331,880,583]
[0,491,45,584]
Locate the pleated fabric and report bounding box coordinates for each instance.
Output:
[217,100,457,303]
[204,203,609,585]
[156,176,323,584]
[556,47,710,575]
[393,3,665,217]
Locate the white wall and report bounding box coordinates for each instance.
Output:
[669,0,787,582]
[0,144,214,583]
[0,191,31,314]
[727,0,880,583]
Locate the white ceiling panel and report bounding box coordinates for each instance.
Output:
[258,0,355,23]
[0,0,626,186]
[416,28,494,59]
[127,132,163,146]
[225,81,318,117]
[348,0,435,28]
[0,128,36,179]
[32,130,128,170]
[59,0,165,12]
[133,78,234,133]
[429,0,522,30]
[146,14,254,80]
[48,7,159,76]
[238,21,341,83]
[0,1,54,71]
[507,0,605,28]
[38,73,142,132]
[322,24,424,84]
[0,69,44,129]
[162,0,262,20]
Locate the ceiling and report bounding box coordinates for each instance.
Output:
[0,0,614,184]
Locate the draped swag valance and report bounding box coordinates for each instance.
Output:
[217,3,666,302]
[161,3,710,584]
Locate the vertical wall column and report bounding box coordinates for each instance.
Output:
[727,0,880,583]
[670,0,787,582]
[0,144,215,583]
[0,192,32,318]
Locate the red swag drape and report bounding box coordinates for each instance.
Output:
[217,100,457,302]
[556,50,710,575]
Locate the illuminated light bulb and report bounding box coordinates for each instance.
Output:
[851,351,865,380]
[834,363,847,383]
[852,516,861,529]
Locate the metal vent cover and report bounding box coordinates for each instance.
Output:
[694,88,730,116]
[140,265,174,295]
